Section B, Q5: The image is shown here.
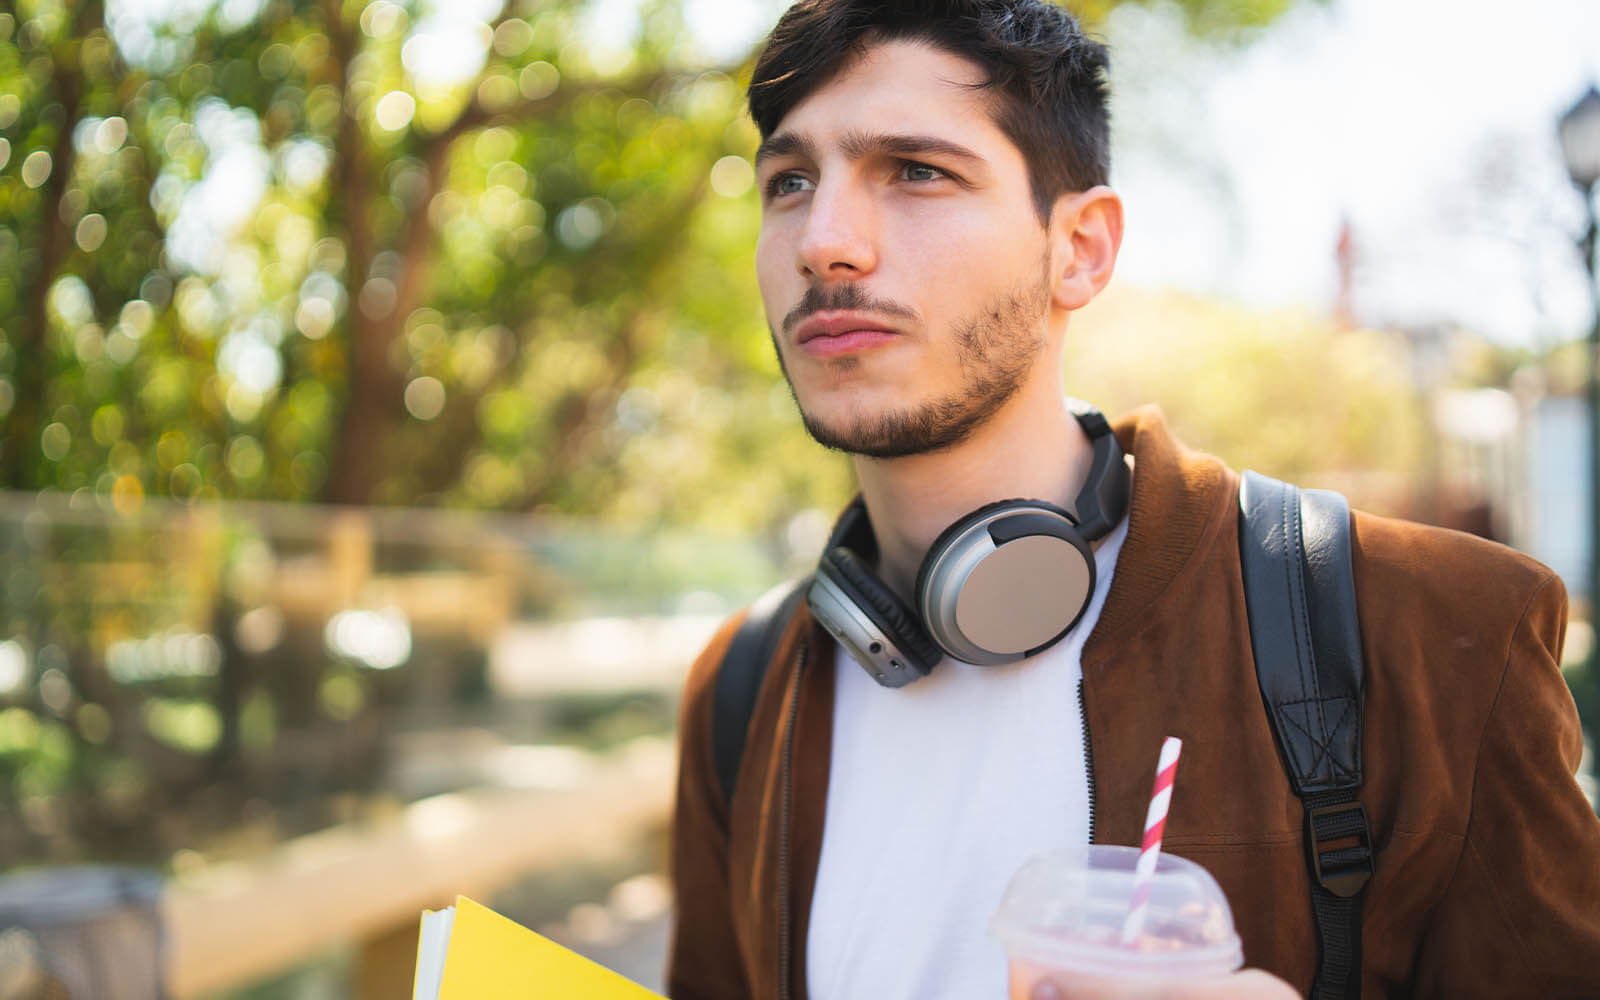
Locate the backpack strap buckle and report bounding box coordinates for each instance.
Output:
[1307,799,1374,898]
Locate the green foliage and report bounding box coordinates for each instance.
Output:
[1069,288,1429,513]
[1068,0,1312,38]
[0,0,1322,537]
[0,0,844,535]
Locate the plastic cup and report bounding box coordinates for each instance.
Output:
[989,844,1243,999]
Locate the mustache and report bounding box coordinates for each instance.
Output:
[780,283,920,335]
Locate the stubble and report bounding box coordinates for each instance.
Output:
[771,258,1052,459]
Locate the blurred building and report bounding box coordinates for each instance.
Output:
[1522,393,1589,602]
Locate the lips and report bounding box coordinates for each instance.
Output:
[793,311,901,357]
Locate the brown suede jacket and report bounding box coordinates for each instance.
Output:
[667,407,1600,999]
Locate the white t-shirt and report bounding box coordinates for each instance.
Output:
[806,513,1128,1000]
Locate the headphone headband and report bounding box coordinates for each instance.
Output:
[1067,400,1130,540]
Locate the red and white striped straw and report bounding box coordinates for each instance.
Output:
[1120,735,1183,945]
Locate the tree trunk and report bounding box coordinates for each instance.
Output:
[319,0,393,505]
[3,2,100,487]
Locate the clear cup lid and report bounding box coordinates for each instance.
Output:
[989,844,1244,980]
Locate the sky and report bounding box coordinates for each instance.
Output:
[1104,0,1600,347]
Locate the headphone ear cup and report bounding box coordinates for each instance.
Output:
[818,547,944,673]
[916,503,1094,665]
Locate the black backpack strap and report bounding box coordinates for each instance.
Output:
[712,576,812,809]
[1238,471,1372,1000]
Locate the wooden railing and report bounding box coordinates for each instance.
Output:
[163,736,676,998]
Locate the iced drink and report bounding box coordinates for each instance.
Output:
[990,844,1242,998]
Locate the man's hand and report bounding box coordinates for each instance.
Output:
[1028,968,1300,1000]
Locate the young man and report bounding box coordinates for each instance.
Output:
[666,2,1600,998]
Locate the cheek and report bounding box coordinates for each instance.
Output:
[755,219,797,278]
[896,205,1040,291]
[897,202,989,270]
[754,230,788,316]
[755,229,778,275]
[910,199,1013,256]
[888,217,987,311]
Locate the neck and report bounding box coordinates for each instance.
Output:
[853,382,1097,600]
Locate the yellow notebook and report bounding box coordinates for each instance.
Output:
[412,894,666,1000]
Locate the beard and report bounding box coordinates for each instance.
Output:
[771,263,1051,459]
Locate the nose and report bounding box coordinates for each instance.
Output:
[796,179,878,280]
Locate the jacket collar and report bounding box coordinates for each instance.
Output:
[1085,405,1235,659]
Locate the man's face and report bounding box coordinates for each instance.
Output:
[754,39,1055,459]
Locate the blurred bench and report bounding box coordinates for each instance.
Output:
[163,735,675,998]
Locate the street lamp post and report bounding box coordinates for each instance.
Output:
[1558,85,1600,750]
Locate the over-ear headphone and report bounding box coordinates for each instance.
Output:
[806,404,1130,687]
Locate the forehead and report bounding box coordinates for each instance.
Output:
[766,39,1006,153]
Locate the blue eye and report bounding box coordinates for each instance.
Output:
[901,162,944,182]
[766,173,812,198]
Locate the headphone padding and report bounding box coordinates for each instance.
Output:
[819,547,944,671]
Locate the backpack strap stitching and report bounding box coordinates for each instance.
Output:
[1240,470,1370,1000]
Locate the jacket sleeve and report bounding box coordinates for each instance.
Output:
[1414,572,1600,998]
[665,613,750,999]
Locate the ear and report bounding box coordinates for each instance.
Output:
[1047,186,1124,312]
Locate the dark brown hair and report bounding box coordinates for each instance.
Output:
[748,0,1111,224]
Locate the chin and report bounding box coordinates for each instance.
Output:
[798,398,989,459]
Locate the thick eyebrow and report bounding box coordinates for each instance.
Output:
[755,129,987,171]
[755,130,816,168]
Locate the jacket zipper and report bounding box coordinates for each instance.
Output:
[777,640,808,1000]
[1079,676,1097,844]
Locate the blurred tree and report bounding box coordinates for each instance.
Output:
[1068,286,1430,515]
[1073,0,1307,37]
[0,0,837,534]
[0,0,1319,532]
